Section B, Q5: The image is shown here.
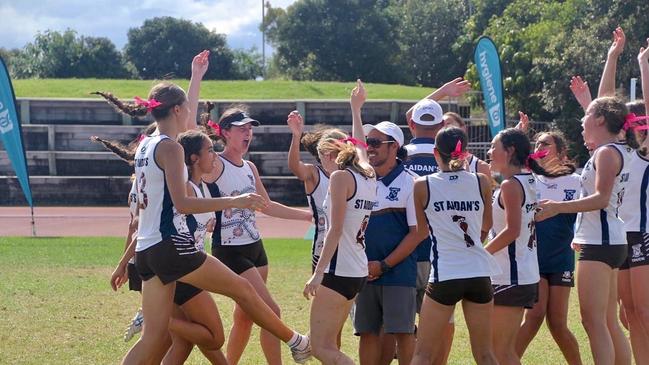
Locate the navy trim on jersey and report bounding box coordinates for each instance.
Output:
[221,155,245,168]
[423,176,431,210]
[508,241,518,285]
[476,173,485,206]
[410,137,436,145]
[206,182,223,249]
[512,175,527,208]
[329,247,339,273]
[346,169,357,202]
[600,209,610,246]
[308,195,320,261]
[426,214,439,283]
[306,167,322,195]
[152,135,170,171]
[497,190,505,209]
[641,165,649,232]
[160,174,178,239]
[379,162,405,187]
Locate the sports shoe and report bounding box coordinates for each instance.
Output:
[123,308,143,342]
[289,334,312,364]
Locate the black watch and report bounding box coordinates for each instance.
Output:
[380,260,392,273]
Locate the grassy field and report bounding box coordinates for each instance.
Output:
[12,79,430,100]
[0,236,596,364]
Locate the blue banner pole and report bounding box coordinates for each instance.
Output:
[474,36,506,138]
[0,56,36,235]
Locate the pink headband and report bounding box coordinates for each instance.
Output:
[207,120,221,136]
[338,137,368,149]
[137,134,146,142]
[134,96,162,112]
[526,150,549,168]
[623,113,649,132]
[450,140,468,160]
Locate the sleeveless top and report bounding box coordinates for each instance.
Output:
[188,181,215,252]
[467,155,480,173]
[213,156,260,246]
[574,143,633,245]
[323,169,377,277]
[620,151,649,233]
[134,134,194,252]
[425,171,499,282]
[490,173,539,285]
[128,180,138,264]
[307,166,329,268]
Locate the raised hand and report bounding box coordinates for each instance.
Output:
[608,27,626,58]
[438,77,472,98]
[191,50,210,80]
[287,110,304,136]
[638,38,649,64]
[350,79,367,111]
[232,193,268,211]
[515,111,529,132]
[570,76,592,111]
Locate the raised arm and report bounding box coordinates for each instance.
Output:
[186,50,210,131]
[570,76,593,112]
[286,110,317,182]
[406,77,471,121]
[598,27,625,98]
[639,39,649,125]
[350,79,369,163]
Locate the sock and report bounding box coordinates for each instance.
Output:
[287,331,308,350]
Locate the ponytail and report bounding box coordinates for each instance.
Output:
[91,136,135,164]
[92,82,187,120]
[435,127,469,172]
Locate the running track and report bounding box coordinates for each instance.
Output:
[0,207,313,238]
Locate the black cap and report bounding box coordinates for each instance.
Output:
[219,112,260,128]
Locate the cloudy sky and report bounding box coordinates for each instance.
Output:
[0,0,296,51]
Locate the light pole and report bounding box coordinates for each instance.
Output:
[261,0,266,77]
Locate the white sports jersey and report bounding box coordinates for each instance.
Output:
[128,180,138,264]
[535,173,581,202]
[490,173,539,285]
[620,151,649,232]
[323,169,377,277]
[135,135,192,252]
[467,155,480,173]
[307,166,329,268]
[425,171,499,282]
[189,181,215,252]
[574,143,633,245]
[214,156,260,246]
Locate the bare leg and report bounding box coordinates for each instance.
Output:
[515,278,548,358]
[492,305,524,365]
[546,285,583,365]
[606,270,631,365]
[629,265,649,365]
[310,286,356,365]
[410,296,455,365]
[359,332,381,365]
[434,321,454,365]
[378,332,396,365]
[393,333,415,364]
[463,300,498,365]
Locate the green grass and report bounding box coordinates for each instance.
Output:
[0,237,596,364]
[12,79,430,100]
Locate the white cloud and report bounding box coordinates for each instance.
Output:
[0,0,295,50]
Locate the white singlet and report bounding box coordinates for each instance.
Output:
[425,171,499,282]
[323,169,377,278]
[620,150,649,232]
[188,181,215,252]
[214,156,260,246]
[490,173,539,285]
[128,179,137,264]
[307,166,329,268]
[134,135,191,252]
[574,143,633,245]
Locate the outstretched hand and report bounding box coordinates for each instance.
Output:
[350,79,367,110]
[191,50,210,80]
[515,111,529,132]
[438,77,472,98]
[608,27,626,58]
[570,76,592,111]
[287,110,304,136]
[233,193,268,211]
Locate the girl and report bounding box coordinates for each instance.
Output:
[485,128,555,365]
[202,103,313,365]
[515,131,583,365]
[103,82,311,365]
[303,80,376,365]
[442,111,490,176]
[286,112,347,271]
[538,96,637,365]
[410,127,497,365]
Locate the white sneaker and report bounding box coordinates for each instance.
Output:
[123,308,143,342]
[290,334,312,364]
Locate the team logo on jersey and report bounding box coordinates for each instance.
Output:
[140,144,147,153]
[247,174,255,186]
[563,189,576,201]
[452,215,475,247]
[386,187,400,201]
[562,271,573,282]
[632,244,642,258]
[449,175,459,181]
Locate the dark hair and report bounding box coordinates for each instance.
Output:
[301,125,347,162]
[92,82,187,120]
[177,130,209,169]
[591,96,639,149]
[498,128,559,177]
[385,135,408,160]
[443,112,466,129]
[435,127,468,171]
[532,131,576,176]
[91,122,158,165]
[627,100,646,116]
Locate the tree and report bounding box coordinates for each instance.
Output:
[261,0,405,83]
[10,29,129,79]
[231,47,264,80]
[124,17,235,80]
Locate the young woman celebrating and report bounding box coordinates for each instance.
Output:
[442,111,490,176]
[202,104,312,365]
[286,112,347,271]
[103,82,311,365]
[301,79,376,365]
[514,131,583,364]
[410,127,497,365]
[538,96,638,365]
[485,128,554,365]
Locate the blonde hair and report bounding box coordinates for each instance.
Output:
[317,138,374,179]
[301,126,347,161]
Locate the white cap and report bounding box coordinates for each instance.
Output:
[412,99,444,126]
[362,121,404,147]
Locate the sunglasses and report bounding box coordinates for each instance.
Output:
[366,138,395,148]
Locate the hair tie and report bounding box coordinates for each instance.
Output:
[526,150,549,168]
[207,120,221,136]
[450,140,468,159]
[623,113,649,131]
[134,96,162,112]
[137,134,146,142]
[338,137,368,149]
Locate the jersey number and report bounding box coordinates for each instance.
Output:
[356,215,370,249]
[137,172,149,210]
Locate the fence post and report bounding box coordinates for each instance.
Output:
[47,125,57,176]
[296,101,306,121]
[390,102,399,123]
[20,100,31,124]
